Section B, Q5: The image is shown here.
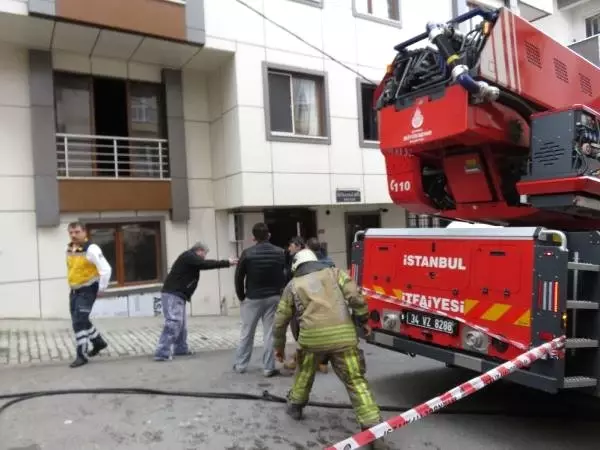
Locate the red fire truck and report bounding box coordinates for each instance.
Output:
[353,6,600,396]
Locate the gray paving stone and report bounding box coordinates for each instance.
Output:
[0,315,294,367]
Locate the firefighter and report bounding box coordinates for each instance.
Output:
[66,222,112,368]
[273,249,389,450]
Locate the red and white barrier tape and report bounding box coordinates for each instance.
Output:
[324,336,566,450]
[361,287,529,351]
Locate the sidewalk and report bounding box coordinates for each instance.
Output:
[0,316,291,367]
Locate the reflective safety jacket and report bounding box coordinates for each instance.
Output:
[273,261,369,353]
[66,240,112,290]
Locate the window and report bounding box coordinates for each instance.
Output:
[406,212,450,228]
[265,66,328,141]
[54,72,167,179]
[87,221,162,288]
[586,14,600,38]
[359,82,379,144]
[354,0,400,23]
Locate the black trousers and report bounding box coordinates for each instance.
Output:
[70,283,104,358]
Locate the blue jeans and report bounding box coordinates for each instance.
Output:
[233,295,279,374]
[154,293,189,359]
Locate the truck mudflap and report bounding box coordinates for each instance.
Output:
[367,330,562,394]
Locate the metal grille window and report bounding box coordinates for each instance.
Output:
[586,14,600,38]
[406,212,449,228]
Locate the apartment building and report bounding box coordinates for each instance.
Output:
[0,0,452,320]
[1,0,589,320]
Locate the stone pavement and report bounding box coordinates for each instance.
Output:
[0,315,293,367]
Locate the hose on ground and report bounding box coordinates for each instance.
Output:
[1,388,599,420]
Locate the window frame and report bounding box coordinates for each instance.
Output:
[53,71,168,179]
[585,13,600,39]
[288,0,323,7]
[356,77,380,149]
[262,62,331,145]
[352,0,402,28]
[82,216,167,293]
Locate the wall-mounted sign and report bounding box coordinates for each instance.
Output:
[336,189,361,203]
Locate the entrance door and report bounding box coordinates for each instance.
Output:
[263,208,317,250]
[345,212,381,268]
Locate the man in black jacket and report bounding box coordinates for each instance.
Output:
[233,223,286,377]
[154,242,237,361]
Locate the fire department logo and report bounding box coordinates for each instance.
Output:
[411,107,424,129]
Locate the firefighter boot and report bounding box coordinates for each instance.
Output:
[285,402,304,420]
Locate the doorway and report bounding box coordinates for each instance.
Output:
[263,208,317,250]
[93,77,129,177]
[345,212,381,268]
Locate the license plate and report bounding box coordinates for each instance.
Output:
[401,310,458,335]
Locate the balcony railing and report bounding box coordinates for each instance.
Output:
[56,133,170,180]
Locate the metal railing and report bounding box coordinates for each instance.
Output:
[56,133,170,180]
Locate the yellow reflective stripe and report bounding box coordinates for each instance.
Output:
[514,310,531,327]
[480,303,511,321]
[446,54,460,64]
[463,299,479,315]
[372,285,386,294]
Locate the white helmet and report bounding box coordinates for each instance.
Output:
[291,249,318,273]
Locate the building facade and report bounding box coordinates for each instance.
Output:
[0,0,596,320]
[0,0,438,320]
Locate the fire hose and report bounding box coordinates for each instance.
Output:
[2,336,596,450]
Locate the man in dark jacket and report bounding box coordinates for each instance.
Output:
[306,237,335,267]
[234,223,286,377]
[154,242,237,361]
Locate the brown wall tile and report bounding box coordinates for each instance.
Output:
[59,179,172,212]
[56,0,186,40]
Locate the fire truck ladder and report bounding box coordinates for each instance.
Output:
[563,235,600,394]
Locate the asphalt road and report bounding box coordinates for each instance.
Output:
[1,343,600,450]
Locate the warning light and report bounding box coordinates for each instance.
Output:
[543,251,554,256]
[386,64,393,75]
[483,21,491,35]
[562,312,568,330]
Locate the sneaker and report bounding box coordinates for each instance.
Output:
[88,341,108,358]
[69,357,88,368]
[154,355,172,362]
[264,369,280,378]
[174,350,194,356]
[233,364,246,374]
